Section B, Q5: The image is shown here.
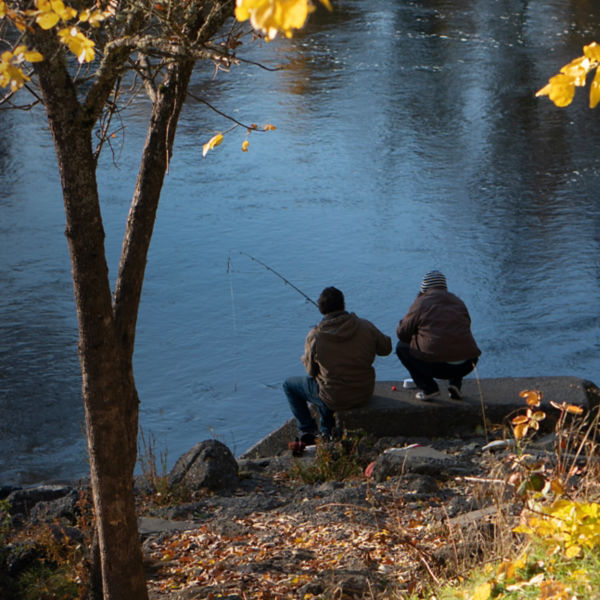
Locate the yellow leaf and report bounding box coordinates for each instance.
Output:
[470,582,492,600]
[512,414,529,425]
[513,422,528,440]
[242,139,249,152]
[36,10,60,29]
[24,50,44,62]
[8,45,44,65]
[0,1,6,17]
[584,41,600,62]
[234,2,250,21]
[235,0,314,40]
[565,544,581,559]
[79,8,108,27]
[536,73,576,107]
[319,0,333,10]
[540,580,569,600]
[34,0,77,29]
[550,400,584,414]
[0,48,32,91]
[560,56,591,86]
[519,389,542,407]
[50,0,76,21]
[58,27,95,63]
[279,0,314,38]
[264,123,277,131]
[202,133,224,157]
[550,478,565,496]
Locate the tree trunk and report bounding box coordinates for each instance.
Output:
[31,38,149,600]
[26,3,234,597]
[33,47,197,600]
[51,122,149,600]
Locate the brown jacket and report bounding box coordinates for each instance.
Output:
[396,289,481,363]
[302,311,392,411]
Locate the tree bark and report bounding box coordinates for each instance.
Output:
[31,38,199,600]
[25,2,234,597]
[31,32,149,600]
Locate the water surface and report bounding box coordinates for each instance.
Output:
[1,0,599,484]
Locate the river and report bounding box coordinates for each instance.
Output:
[1,0,599,485]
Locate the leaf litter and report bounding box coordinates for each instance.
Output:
[142,436,512,599]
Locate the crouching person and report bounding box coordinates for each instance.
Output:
[396,270,481,401]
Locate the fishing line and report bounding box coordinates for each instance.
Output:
[226,254,239,393]
[239,251,318,308]
[473,363,488,442]
[226,254,238,333]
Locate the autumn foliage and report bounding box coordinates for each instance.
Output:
[235,0,331,40]
[536,41,600,108]
[0,0,320,154]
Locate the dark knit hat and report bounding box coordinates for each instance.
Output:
[420,270,447,293]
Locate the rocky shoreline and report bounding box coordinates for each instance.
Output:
[0,432,558,598]
[139,432,554,598]
[2,376,598,598]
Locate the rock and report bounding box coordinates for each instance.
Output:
[5,484,73,518]
[168,439,239,492]
[0,485,21,501]
[446,495,481,518]
[28,488,80,523]
[404,473,439,494]
[372,445,462,481]
[4,540,42,575]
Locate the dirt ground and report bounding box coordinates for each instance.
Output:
[142,435,526,599]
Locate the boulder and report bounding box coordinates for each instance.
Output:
[28,489,80,524]
[168,439,239,492]
[372,445,464,481]
[5,484,73,518]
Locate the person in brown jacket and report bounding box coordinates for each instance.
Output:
[284,287,392,445]
[396,270,481,401]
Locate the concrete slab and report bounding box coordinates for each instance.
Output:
[240,376,599,459]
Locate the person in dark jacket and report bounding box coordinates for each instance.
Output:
[396,270,481,401]
[284,287,392,445]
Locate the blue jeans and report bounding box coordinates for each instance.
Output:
[283,376,335,437]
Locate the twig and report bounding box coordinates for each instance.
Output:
[442,504,460,573]
[315,503,384,514]
[455,476,514,485]
[187,92,274,132]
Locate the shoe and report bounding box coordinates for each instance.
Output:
[300,433,317,446]
[288,438,305,456]
[448,385,462,400]
[415,390,441,401]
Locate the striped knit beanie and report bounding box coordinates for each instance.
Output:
[420,270,447,293]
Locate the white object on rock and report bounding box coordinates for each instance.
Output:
[482,439,516,452]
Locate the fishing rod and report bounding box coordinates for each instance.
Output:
[239,251,318,308]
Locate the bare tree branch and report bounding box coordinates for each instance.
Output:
[187,91,273,131]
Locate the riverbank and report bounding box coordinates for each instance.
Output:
[2,376,599,598]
